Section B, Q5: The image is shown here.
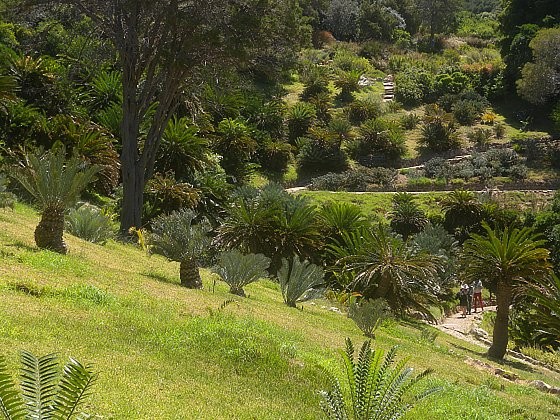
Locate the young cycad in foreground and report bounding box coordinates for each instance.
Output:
[277,257,324,307]
[11,149,100,254]
[320,339,439,420]
[212,249,270,297]
[147,209,211,289]
[0,351,96,419]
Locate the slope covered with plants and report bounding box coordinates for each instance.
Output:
[0,204,559,418]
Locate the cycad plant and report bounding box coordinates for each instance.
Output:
[277,257,324,307]
[212,249,271,297]
[65,203,114,244]
[320,339,439,420]
[147,209,211,289]
[389,193,427,240]
[524,274,560,344]
[0,350,96,419]
[461,224,551,359]
[441,190,483,240]
[287,102,316,143]
[348,296,391,338]
[156,116,211,180]
[11,149,100,254]
[330,225,442,320]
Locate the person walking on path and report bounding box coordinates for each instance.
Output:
[473,279,484,313]
[456,284,469,318]
[467,282,474,315]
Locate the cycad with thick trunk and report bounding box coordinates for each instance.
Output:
[461,224,551,359]
[147,209,211,289]
[12,149,99,254]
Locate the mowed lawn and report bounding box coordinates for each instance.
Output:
[0,204,559,419]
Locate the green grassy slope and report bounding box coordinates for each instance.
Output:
[0,204,559,419]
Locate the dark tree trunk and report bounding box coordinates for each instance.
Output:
[488,280,512,359]
[179,258,202,289]
[120,155,144,234]
[373,274,391,300]
[35,209,67,254]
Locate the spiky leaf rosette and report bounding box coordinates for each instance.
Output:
[320,339,440,420]
[277,257,324,307]
[11,149,100,213]
[212,249,270,296]
[147,209,211,263]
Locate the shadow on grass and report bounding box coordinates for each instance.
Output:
[7,241,36,252]
[142,270,179,286]
[450,342,537,374]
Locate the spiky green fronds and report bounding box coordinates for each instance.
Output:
[320,339,439,420]
[212,249,270,296]
[11,149,100,213]
[147,209,211,263]
[277,257,324,307]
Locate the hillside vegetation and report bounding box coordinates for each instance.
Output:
[0,204,559,419]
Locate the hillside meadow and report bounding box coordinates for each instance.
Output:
[0,203,558,419]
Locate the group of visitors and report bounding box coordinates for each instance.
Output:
[456,280,484,318]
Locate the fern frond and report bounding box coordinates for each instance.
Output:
[52,358,96,420]
[0,356,24,420]
[19,351,58,418]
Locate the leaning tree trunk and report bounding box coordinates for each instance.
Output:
[35,209,67,254]
[179,257,203,289]
[488,280,512,359]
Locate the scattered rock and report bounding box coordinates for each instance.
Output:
[471,327,489,340]
[328,306,343,314]
[530,380,560,395]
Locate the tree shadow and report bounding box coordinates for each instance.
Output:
[7,241,37,252]
[142,270,178,286]
[450,342,537,374]
[489,356,537,374]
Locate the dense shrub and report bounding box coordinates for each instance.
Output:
[420,105,460,152]
[0,174,16,210]
[309,167,397,191]
[395,69,434,105]
[296,136,348,177]
[434,72,471,97]
[352,118,406,161]
[66,203,114,244]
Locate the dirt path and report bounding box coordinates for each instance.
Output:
[435,306,495,347]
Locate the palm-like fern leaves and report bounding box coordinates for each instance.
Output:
[277,257,324,307]
[0,351,96,420]
[320,339,439,420]
[0,357,24,420]
[11,149,100,213]
[212,249,271,296]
